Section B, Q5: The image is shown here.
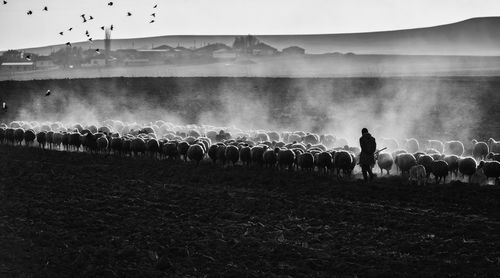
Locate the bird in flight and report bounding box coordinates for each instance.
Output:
[95,49,100,54]
[43,6,48,11]
[25,55,31,61]
[27,10,33,15]
[101,26,105,30]
[153,4,157,8]
[89,38,93,42]
[127,12,132,16]
[108,2,113,6]
[151,13,156,17]
[89,15,94,20]
[150,20,155,23]
[59,31,64,35]
[85,30,90,37]
[45,90,51,96]
[110,24,114,30]
[66,42,72,47]
[3,1,7,5]
[68,27,73,31]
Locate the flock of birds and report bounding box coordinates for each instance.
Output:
[1,1,158,53]
[1,119,500,185]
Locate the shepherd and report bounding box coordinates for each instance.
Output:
[359,128,376,182]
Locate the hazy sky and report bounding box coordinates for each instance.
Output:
[0,0,499,50]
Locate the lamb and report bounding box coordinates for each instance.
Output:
[444,140,464,156]
[395,153,417,175]
[409,165,426,186]
[225,145,240,166]
[487,152,500,162]
[376,152,393,175]
[425,140,444,154]
[430,160,449,184]
[477,161,500,185]
[472,140,489,160]
[488,138,500,153]
[405,138,419,153]
[333,150,353,180]
[187,144,204,165]
[458,157,477,183]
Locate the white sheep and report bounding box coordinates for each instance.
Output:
[444,140,464,156]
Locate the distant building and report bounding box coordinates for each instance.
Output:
[1,62,35,71]
[35,56,56,69]
[213,49,237,59]
[153,44,174,51]
[282,46,305,55]
[250,43,278,56]
[194,43,231,57]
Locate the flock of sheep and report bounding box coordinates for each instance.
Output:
[1,119,500,185]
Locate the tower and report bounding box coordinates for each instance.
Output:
[105,28,111,66]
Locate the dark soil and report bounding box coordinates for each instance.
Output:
[1,145,500,277]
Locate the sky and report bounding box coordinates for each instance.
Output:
[0,0,499,50]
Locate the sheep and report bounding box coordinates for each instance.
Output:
[444,140,464,156]
[377,152,393,175]
[46,131,54,149]
[320,134,336,149]
[443,155,460,179]
[425,140,444,154]
[13,128,25,145]
[53,132,63,149]
[254,132,270,142]
[87,125,98,134]
[131,138,146,156]
[251,145,267,166]
[333,150,353,180]
[5,128,15,145]
[430,160,449,184]
[417,155,433,178]
[298,152,314,171]
[472,140,489,161]
[430,153,444,161]
[458,157,477,183]
[36,131,47,149]
[487,152,500,162]
[225,145,240,166]
[187,144,204,165]
[409,165,426,186]
[316,151,333,174]
[477,161,500,185]
[110,137,123,155]
[146,139,160,158]
[208,144,219,164]
[96,136,109,154]
[287,133,302,143]
[122,139,131,156]
[488,138,500,153]
[177,141,190,161]
[413,152,426,162]
[0,128,5,143]
[188,129,201,138]
[380,137,399,152]
[24,129,36,146]
[216,144,227,166]
[239,146,252,166]
[405,138,419,153]
[69,132,81,151]
[263,149,278,168]
[303,134,319,145]
[395,153,417,176]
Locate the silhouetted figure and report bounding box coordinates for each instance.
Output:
[359,128,376,182]
[45,90,51,96]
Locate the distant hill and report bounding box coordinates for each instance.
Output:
[8,17,500,56]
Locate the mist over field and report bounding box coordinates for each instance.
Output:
[1,76,498,145]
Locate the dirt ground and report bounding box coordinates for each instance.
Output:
[1,144,500,277]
